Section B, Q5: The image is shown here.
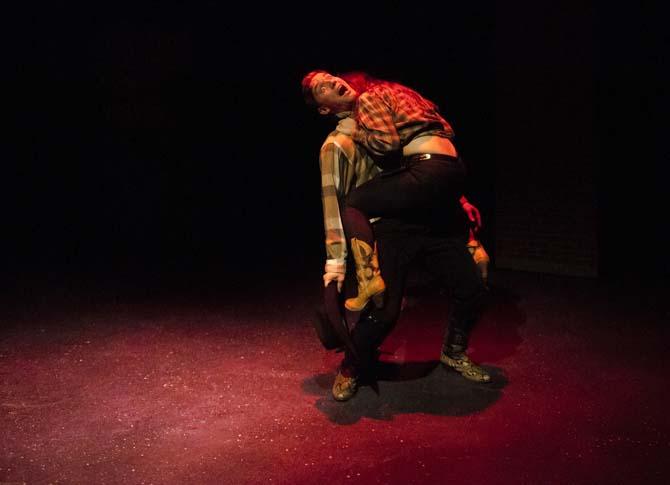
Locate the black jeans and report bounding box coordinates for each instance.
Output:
[343,213,486,373]
[345,154,466,221]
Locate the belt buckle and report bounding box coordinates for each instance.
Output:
[417,153,431,161]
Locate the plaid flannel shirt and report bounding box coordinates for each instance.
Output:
[352,81,455,159]
[320,129,381,269]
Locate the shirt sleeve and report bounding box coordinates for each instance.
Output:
[319,141,348,266]
[352,91,401,157]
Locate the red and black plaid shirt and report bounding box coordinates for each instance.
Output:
[352,81,455,159]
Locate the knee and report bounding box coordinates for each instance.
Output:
[369,309,394,331]
[369,303,401,337]
[344,192,363,212]
[341,205,362,221]
[353,309,394,341]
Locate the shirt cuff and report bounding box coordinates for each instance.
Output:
[325,259,346,274]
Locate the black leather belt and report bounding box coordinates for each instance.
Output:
[403,153,460,163]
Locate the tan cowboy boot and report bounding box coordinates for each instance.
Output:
[345,238,385,311]
[467,239,490,285]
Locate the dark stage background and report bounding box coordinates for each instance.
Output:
[4,6,669,483]
[5,2,668,291]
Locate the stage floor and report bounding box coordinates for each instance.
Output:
[1,269,667,484]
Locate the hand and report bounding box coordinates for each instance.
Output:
[336,117,356,136]
[461,201,482,233]
[323,272,345,292]
[323,262,345,292]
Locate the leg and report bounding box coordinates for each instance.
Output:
[346,159,465,219]
[332,220,412,401]
[342,159,466,311]
[423,235,491,382]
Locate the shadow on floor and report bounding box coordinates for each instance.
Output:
[302,363,507,425]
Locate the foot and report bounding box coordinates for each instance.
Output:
[345,239,386,311]
[440,352,491,382]
[344,276,385,311]
[332,370,358,401]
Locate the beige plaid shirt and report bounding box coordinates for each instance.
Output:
[320,129,381,269]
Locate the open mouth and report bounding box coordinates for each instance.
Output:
[338,85,347,96]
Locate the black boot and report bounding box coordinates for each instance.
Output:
[440,292,491,382]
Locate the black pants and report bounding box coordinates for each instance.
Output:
[346,155,466,221]
[343,212,486,372]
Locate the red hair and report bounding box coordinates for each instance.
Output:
[339,71,376,95]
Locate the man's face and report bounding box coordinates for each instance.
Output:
[310,72,357,115]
